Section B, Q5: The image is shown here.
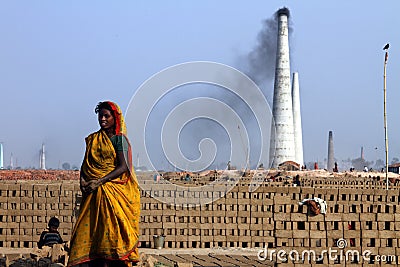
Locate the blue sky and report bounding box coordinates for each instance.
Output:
[1,1,399,169]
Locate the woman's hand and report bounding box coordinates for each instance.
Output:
[80,176,103,195]
[79,150,128,195]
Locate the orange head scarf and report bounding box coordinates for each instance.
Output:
[104,101,127,136]
[104,101,133,170]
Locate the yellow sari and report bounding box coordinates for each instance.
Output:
[68,102,140,266]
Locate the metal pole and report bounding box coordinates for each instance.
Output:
[0,142,3,170]
[383,48,389,190]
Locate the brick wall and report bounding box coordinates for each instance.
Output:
[0,181,79,248]
[0,173,399,265]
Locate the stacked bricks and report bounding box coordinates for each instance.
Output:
[0,181,79,248]
[0,172,400,265]
[141,180,400,265]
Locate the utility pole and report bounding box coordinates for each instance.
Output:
[0,142,3,169]
[383,43,389,190]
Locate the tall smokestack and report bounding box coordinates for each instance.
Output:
[40,143,46,170]
[327,131,334,171]
[0,143,3,169]
[269,8,295,167]
[361,146,364,160]
[292,72,303,166]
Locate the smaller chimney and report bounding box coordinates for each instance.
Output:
[292,72,304,166]
[10,153,13,170]
[327,131,334,171]
[40,143,46,170]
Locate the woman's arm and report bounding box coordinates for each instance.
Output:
[99,150,128,184]
[80,150,128,194]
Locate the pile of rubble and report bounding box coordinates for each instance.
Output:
[0,244,67,267]
[0,250,169,267]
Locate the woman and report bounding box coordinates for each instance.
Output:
[68,101,140,267]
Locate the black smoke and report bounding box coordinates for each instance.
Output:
[245,7,293,87]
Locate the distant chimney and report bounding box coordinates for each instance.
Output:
[327,131,334,171]
[40,143,46,170]
[10,153,13,170]
[361,146,364,160]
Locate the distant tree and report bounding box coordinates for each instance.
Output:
[62,162,71,170]
[136,166,148,171]
[305,162,315,170]
[71,165,79,171]
[391,157,399,164]
[305,161,322,170]
[340,159,352,171]
[374,159,385,170]
[351,157,373,171]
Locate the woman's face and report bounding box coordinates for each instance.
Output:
[98,108,115,131]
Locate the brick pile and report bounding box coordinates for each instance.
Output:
[0,181,79,249]
[0,170,399,266]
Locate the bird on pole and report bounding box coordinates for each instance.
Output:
[384,43,389,62]
[383,42,389,189]
[383,43,390,50]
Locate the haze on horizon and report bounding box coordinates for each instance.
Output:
[1,1,400,171]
